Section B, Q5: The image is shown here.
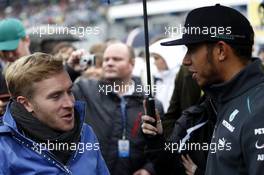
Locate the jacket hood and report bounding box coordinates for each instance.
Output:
[149,37,187,70]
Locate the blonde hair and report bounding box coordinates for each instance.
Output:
[5,52,64,98]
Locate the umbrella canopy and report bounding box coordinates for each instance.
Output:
[125,27,161,48]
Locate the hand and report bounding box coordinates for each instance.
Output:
[181,154,198,175]
[67,49,86,72]
[83,67,102,80]
[133,169,151,175]
[141,109,163,136]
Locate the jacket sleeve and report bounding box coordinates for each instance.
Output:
[72,79,84,101]
[64,63,81,82]
[144,100,212,175]
[142,162,156,175]
[72,78,92,102]
[241,110,264,175]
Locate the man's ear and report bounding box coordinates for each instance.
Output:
[215,41,228,62]
[16,96,34,113]
[23,35,31,47]
[130,58,135,67]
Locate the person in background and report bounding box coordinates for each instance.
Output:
[82,42,106,80]
[257,45,264,62]
[52,41,76,63]
[149,38,187,112]
[71,42,164,175]
[0,18,30,115]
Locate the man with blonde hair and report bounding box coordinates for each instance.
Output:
[0,53,109,175]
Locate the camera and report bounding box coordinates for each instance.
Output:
[80,54,96,68]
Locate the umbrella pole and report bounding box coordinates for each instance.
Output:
[143,0,156,124]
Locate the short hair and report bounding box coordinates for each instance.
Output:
[5,52,64,98]
[52,42,76,55]
[205,42,253,61]
[228,44,253,61]
[89,42,107,54]
[104,42,135,61]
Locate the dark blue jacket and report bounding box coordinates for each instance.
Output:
[0,101,110,175]
[205,58,264,175]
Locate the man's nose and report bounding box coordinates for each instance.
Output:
[63,94,75,108]
[105,58,115,66]
[182,54,192,66]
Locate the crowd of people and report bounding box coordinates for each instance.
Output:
[1,3,264,175]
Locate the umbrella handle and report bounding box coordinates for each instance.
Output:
[145,96,156,126]
[143,0,156,125]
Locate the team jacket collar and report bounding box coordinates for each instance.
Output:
[205,58,264,103]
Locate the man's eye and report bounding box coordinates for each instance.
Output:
[50,94,60,100]
[113,57,122,61]
[52,95,59,99]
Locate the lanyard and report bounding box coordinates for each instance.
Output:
[120,96,127,140]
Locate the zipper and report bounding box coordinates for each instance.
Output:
[209,98,217,115]
[208,97,218,139]
[43,149,72,174]
[64,104,86,173]
[11,129,73,174]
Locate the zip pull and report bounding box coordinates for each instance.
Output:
[64,165,72,174]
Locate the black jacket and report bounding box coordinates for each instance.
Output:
[205,58,264,175]
[145,96,216,175]
[73,77,163,175]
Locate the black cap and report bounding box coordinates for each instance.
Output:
[161,4,254,46]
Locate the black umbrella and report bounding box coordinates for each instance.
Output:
[142,0,156,124]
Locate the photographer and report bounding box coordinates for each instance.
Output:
[65,44,104,82]
[70,42,164,175]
